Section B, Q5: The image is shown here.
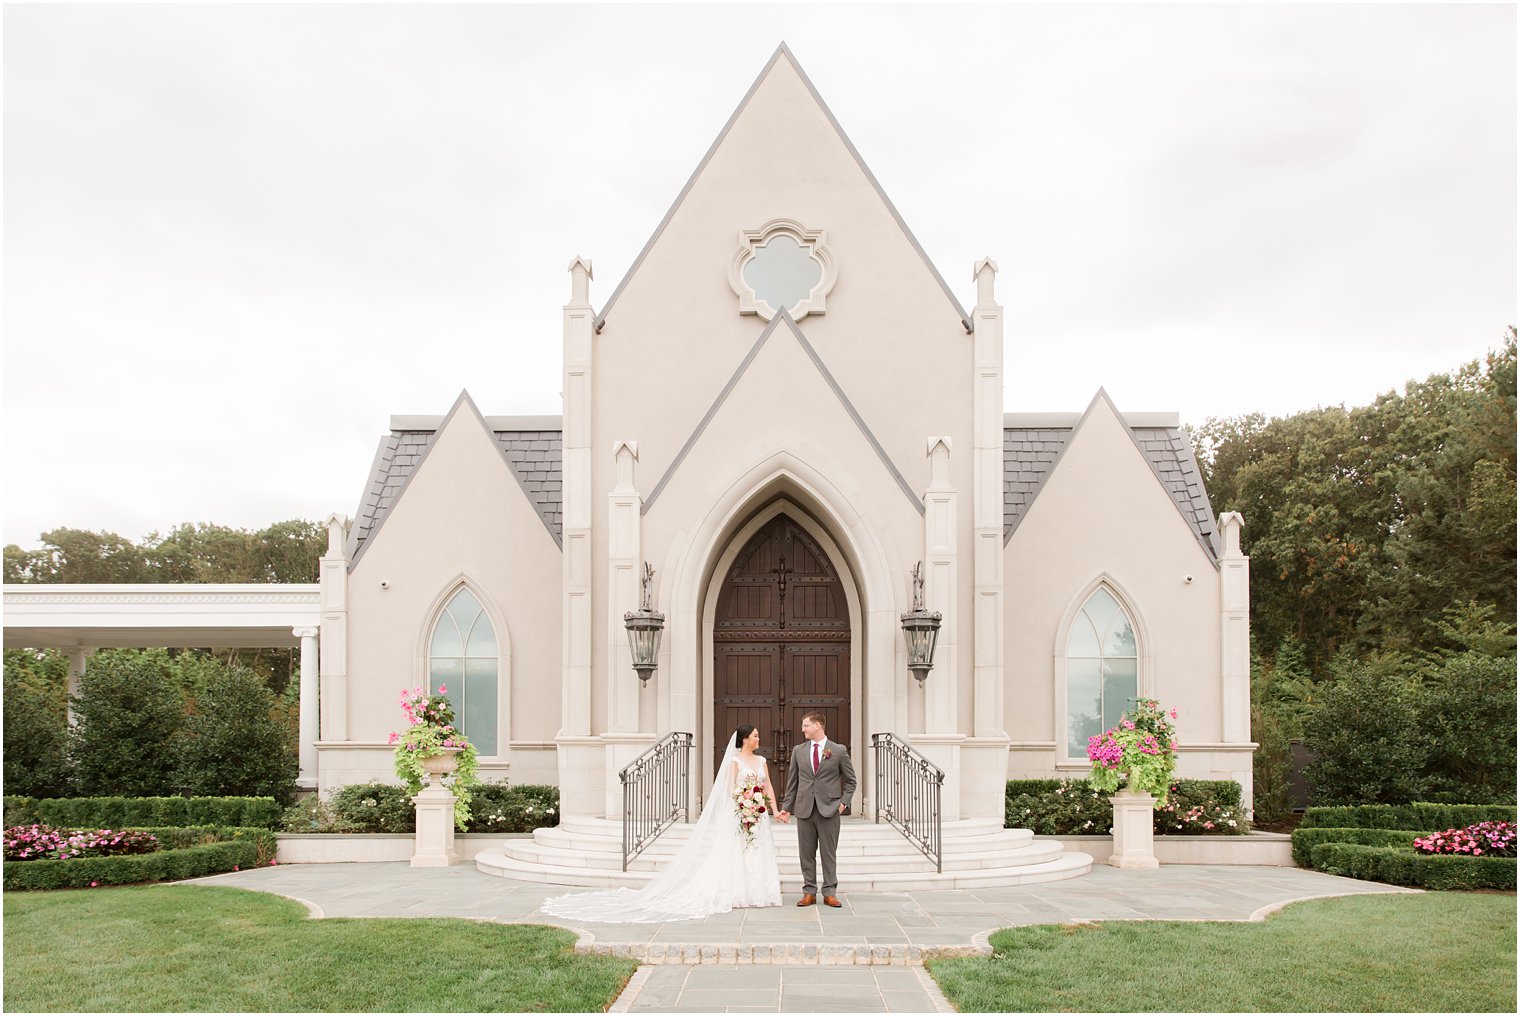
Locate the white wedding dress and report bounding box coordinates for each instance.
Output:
[539,740,782,923]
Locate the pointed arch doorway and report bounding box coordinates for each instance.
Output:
[712,513,851,802]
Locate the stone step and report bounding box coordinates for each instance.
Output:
[498,836,1064,874]
[557,815,1008,839]
[476,846,1093,892]
[528,825,1034,857]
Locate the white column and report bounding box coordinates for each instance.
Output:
[604,440,654,817]
[1219,511,1254,813]
[1109,791,1160,869]
[558,256,603,817]
[916,437,963,821]
[411,781,458,867]
[293,627,319,789]
[64,647,96,727]
[318,513,350,753]
[970,259,1008,740]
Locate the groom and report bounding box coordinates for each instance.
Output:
[780,712,857,908]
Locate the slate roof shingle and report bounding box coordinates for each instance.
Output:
[1004,425,1221,563]
[346,427,563,565]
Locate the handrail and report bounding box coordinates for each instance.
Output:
[619,731,693,872]
[870,732,944,872]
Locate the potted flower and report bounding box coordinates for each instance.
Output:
[1086,698,1178,868]
[390,686,478,829]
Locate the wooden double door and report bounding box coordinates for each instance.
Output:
[713,514,851,802]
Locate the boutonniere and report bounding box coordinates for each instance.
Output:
[822,748,833,762]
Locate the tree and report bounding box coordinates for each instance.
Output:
[68,651,186,797]
[2,649,72,797]
[1302,653,1429,805]
[177,666,299,805]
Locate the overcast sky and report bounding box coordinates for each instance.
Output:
[4,3,1515,548]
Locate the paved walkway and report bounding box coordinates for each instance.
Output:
[189,862,1414,1012]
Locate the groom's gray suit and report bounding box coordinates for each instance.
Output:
[782,737,857,897]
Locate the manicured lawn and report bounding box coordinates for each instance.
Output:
[3,885,635,1012]
[929,892,1516,1012]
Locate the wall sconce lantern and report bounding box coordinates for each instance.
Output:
[900,562,942,685]
[623,562,666,684]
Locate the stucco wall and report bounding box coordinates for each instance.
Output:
[1003,395,1231,783]
[327,399,562,791]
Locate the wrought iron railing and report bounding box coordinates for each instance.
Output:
[871,732,944,872]
[619,731,693,872]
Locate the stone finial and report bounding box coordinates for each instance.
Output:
[568,256,594,305]
[1219,511,1245,557]
[973,257,998,305]
[325,513,350,558]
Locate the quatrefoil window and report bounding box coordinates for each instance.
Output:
[728,219,837,321]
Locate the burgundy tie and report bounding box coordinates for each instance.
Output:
[812,742,820,774]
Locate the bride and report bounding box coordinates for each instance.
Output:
[540,725,788,922]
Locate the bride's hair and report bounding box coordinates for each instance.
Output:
[732,724,757,749]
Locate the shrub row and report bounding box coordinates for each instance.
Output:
[1300,803,1517,831]
[1004,779,1247,836]
[280,782,561,834]
[1290,827,1421,868]
[4,796,282,830]
[1308,842,1517,891]
[2,824,276,892]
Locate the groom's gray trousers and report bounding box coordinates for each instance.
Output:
[797,810,841,896]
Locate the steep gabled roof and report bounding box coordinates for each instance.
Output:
[593,42,971,335]
[1003,392,1222,565]
[345,394,563,568]
[642,309,923,516]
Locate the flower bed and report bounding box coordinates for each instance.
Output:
[4,825,159,862]
[1414,821,1516,857]
[1005,779,1247,836]
[2,825,277,891]
[278,781,560,835]
[3,795,282,830]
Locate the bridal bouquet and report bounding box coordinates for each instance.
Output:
[734,772,768,847]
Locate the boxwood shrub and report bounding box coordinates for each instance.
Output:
[1301,803,1517,831]
[1005,778,1247,835]
[1290,827,1422,867]
[1309,842,1517,891]
[3,796,281,830]
[464,783,560,833]
[2,825,276,892]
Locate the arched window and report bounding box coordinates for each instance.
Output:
[428,587,498,756]
[1065,586,1138,759]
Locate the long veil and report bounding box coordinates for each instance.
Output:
[539,734,746,923]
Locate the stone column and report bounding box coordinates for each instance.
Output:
[65,647,96,727]
[604,440,655,816]
[411,781,458,867]
[558,256,603,817]
[318,513,350,756]
[915,437,963,821]
[293,627,319,789]
[1219,511,1254,813]
[1109,791,1160,869]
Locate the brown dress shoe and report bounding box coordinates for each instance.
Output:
[823,895,843,908]
[796,894,817,907]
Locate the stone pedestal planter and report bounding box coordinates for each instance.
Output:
[411,748,462,868]
[1109,789,1159,869]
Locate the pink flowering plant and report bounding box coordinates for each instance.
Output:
[4,824,159,862]
[1413,821,1516,857]
[733,772,768,847]
[391,685,478,828]
[1086,698,1179,804]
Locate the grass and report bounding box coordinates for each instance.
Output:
[928,892,1517,1012]
[3,884,635,1012]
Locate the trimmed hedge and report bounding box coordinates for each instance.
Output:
[2,825,276,892]
[1291,827,1421,868]
[1309,842,1517,891]
[1301,803,1517,831]
[1005,778,1247,835]
[3,796,281,830]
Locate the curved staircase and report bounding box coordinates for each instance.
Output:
[476,816,1091,891]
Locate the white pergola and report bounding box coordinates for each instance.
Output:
[3,583,322,787]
